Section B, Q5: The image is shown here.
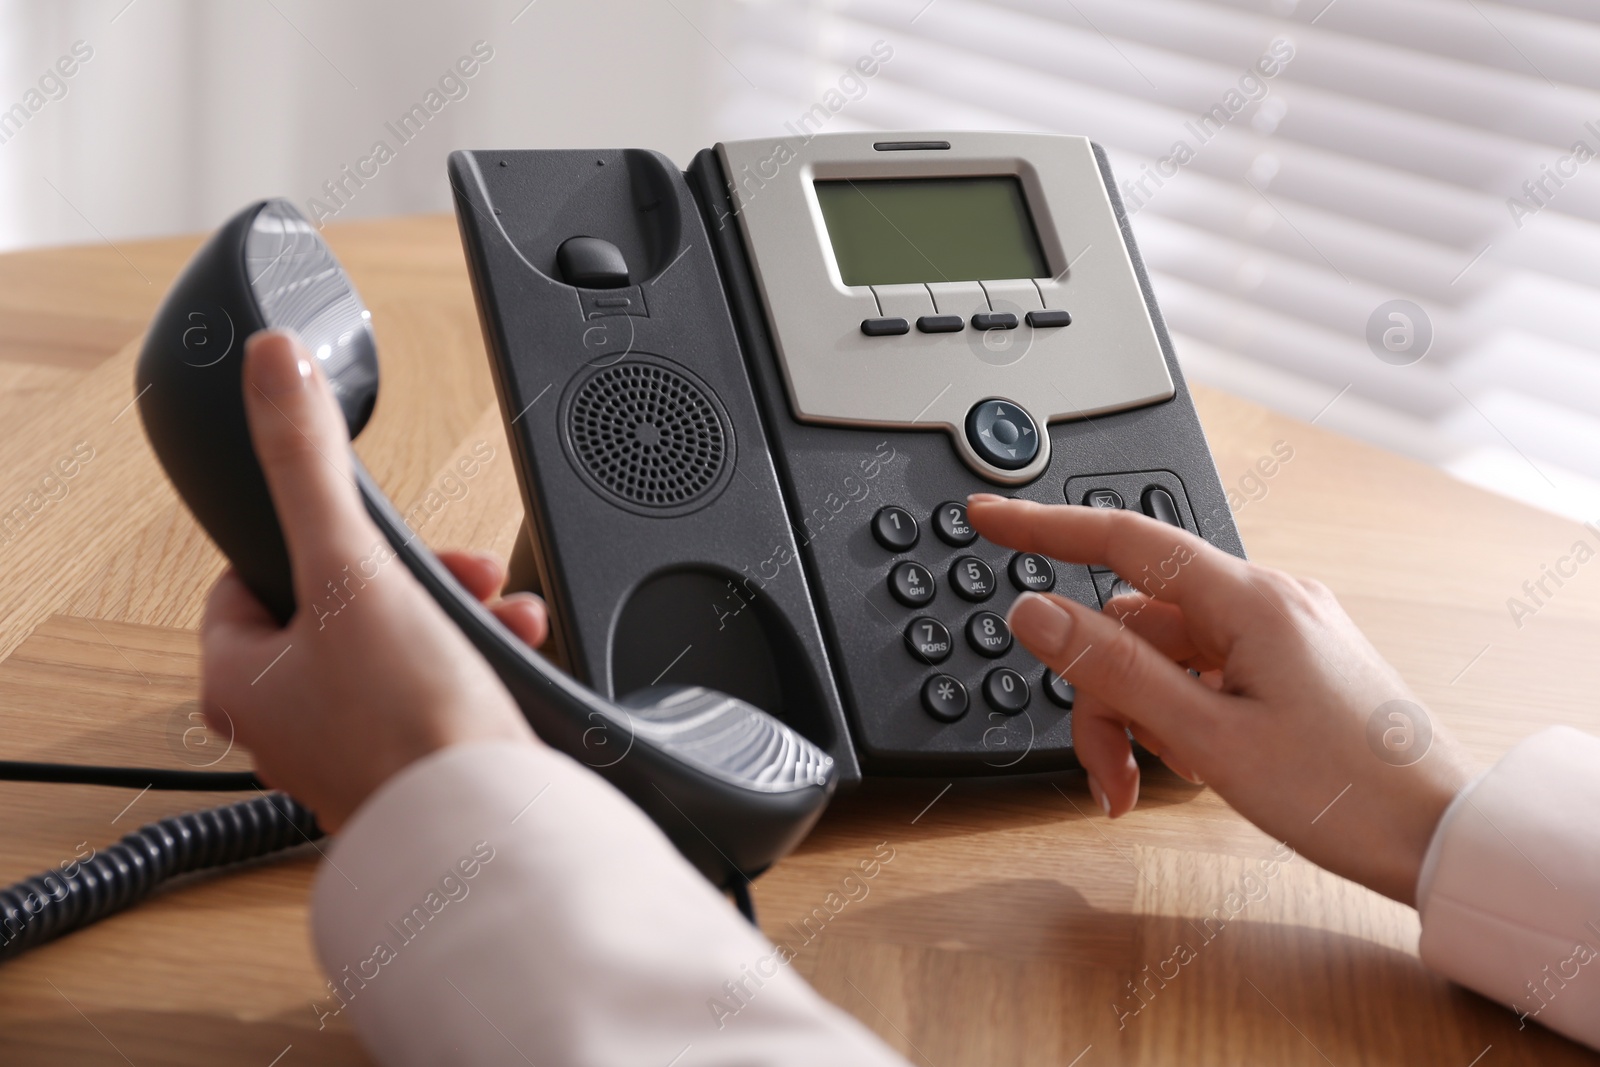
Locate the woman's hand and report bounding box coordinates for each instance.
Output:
[967,493,1476,906]
[200,331,545,831]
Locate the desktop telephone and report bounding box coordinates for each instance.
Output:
[449,131,1244,786]
[0,132,1244,958]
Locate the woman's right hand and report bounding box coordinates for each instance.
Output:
[966,494,1476,906]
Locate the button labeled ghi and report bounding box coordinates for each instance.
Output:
[965,399,1039,471]
[889,561,936,607]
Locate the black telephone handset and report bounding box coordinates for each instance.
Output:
[448,132,1245,786]
[135,199,834,890]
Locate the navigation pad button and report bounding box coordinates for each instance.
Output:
[965,399,1039,471]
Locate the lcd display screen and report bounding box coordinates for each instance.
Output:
[813,176,1048,287]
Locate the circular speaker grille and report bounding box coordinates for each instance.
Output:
[565,360,731,512]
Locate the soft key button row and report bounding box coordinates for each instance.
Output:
[860,281,1069,337]
[859,313,1071,336]
[859,311,1072,336]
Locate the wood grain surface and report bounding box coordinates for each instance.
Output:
[0,217,1595,1065]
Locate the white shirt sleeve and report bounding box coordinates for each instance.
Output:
[1417,725,1600,1049]
[308,739,910,1067]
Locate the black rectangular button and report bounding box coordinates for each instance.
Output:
[917,315,964,333]
[1027,309,1072,328]
[972,312,1018,330]
[1141,486,1183,527]
[861,317,910,336]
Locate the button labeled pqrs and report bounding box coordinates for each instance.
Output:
[904,617,952,664]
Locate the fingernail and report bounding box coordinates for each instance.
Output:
[249,335,312,396]
[966,493,1006,505]
[1008,592,1074,657]
[1170,762,1204,786]
[1088,774,1111,817]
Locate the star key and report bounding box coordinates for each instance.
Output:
[921,673,968,722]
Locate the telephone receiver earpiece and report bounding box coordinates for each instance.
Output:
[136,199,834,887]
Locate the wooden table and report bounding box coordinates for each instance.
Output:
[0,217,1595,1066]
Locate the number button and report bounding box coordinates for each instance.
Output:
[933,501,977,546]
[872,505,919,552]
[966,610,1012,657]
[1008,552,1055,592]
[1044,670,1075,708]
[949,556,996,601]
[984,667,1030,714]
[921,674,969,722]
[904,617,952,664]
[888,561,936,607]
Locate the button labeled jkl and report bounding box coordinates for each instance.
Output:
[950,556,996,601]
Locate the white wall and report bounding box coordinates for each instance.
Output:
[0,0,724,249]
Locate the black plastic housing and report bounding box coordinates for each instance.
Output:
[685,144,1245,774]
